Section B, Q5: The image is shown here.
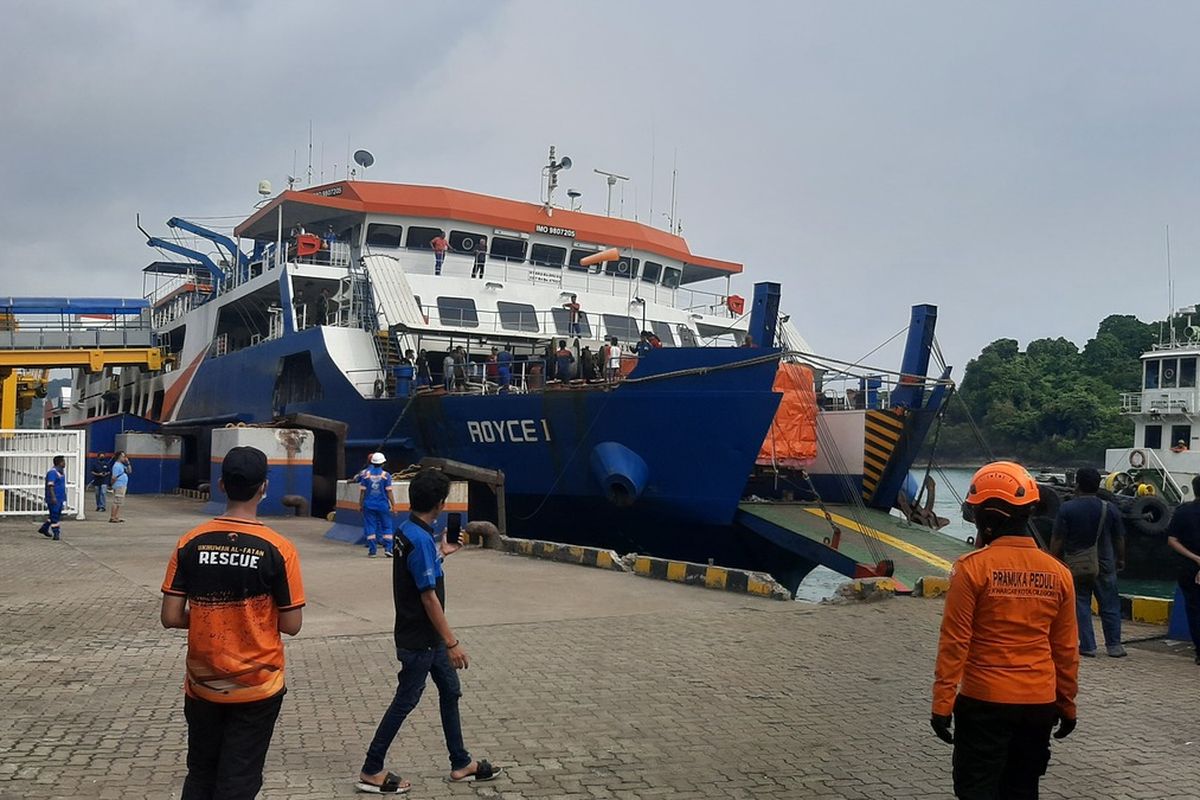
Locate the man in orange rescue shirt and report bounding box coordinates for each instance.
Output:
[931,461,1078,800]
[161,446,305,800]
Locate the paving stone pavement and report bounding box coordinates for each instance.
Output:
[1,496,1199,799]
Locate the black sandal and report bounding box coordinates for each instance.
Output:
[448,759,503,783]
[354,771,410,794]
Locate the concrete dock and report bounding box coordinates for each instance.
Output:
[1,496,1197,799]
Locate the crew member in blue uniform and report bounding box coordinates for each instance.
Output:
[39,455,68,541]
[358,452,395,558]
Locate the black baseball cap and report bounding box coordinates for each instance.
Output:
[222,446,268,487]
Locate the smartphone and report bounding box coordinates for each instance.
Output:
[446,512,462,545]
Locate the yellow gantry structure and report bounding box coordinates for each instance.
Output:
[0,348,163,429]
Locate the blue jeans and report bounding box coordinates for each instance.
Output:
[1075,571,1122,652]
[95,484,107,510]
[362,646,470,775]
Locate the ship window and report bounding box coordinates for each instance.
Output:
[602,314,640,342]
[650,320,676,347]
[605,256,639,279]
[642,261,663,283]
[569,248,598,271]
[406,226,444,251]
[551,307,592,337]
[1144,425,1163,449]
[365,223,404,248]
[677,325,698,347]
[489,236,527,263]
[449,230,484,252]
[1145,360,1160,389]
[1182,357,1197,388]
[436,297,479,328]
[497,301,539,333]
[1171,425,1192,449]
[1162,358,1179,389]
[662,266,682,288]
[529,243,566,268]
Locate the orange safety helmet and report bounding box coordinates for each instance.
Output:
[964,461,1040,507]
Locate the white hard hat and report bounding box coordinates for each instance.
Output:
[369,452,386,465]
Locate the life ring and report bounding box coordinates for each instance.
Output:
[1129,449,1147,468]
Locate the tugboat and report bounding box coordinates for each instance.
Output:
[1100,315,1200,579]
[50,147,950,592]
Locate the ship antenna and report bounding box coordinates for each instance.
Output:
[307,121,314,187]
[1167,224,1175,346]
[542,146,573,215]
[594,168,630,217]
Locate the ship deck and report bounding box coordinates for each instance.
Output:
[738,501,972,591]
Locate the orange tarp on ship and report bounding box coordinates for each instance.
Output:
[756,362,819,468]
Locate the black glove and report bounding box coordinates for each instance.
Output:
[930,713,954,744]
[1053,715,1076,739]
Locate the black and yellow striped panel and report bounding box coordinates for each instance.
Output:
[862,409,906,502]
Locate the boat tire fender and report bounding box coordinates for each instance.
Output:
[1128,495,1170,536]
[1033,483,1062,519]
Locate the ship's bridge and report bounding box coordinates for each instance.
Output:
[1120,345,1200,451]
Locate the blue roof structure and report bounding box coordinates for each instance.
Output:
[0,297,150,315]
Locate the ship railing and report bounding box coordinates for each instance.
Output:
[1140,446,1186,502]
[361,246,737,316]
[1119,392,1143,413]
[414,302,690,346]
[359,352,632,400]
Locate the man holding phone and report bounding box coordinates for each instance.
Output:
[356,468,501,793]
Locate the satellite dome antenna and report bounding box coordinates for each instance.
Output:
[352,149,375,181]
[258,179,273,197]
[567,189,582,211]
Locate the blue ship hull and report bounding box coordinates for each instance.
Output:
[173,330,807,576]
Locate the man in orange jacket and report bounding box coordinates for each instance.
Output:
[931,461,1079,799]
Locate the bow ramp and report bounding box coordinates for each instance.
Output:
[736,501,971,594]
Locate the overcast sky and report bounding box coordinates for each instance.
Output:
[5,1,1200,377]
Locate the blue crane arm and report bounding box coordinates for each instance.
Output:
[890,304,938,410]
[167,217,249,269]
[145,237,227,283]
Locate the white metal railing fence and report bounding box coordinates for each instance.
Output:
[0,429,86,519]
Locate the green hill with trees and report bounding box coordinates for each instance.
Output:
[934,314,1176,465]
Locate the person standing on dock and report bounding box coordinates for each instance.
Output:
[109,451,131,524]
[38,455,67,541]
[356,468,502,793]
[91,451,112,513]
[1049,467,1126,658]
[160,446,306,800]
[1166,474,1200,664]
[931,461,1078,800]
[359,452,395,558]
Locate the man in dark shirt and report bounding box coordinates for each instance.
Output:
[1167,474,1200,664]
[1050,467,1127,657]
[471,237,488,279]
[356,469,501,793]
[91,452,112,512]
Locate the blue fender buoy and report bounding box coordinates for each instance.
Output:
[590,442,649,507]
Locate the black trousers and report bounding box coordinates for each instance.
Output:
[1178,576,1200,651]
[182,690,285,800]
[952,695,1057,800]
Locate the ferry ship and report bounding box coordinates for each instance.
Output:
[52,149,950,591]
